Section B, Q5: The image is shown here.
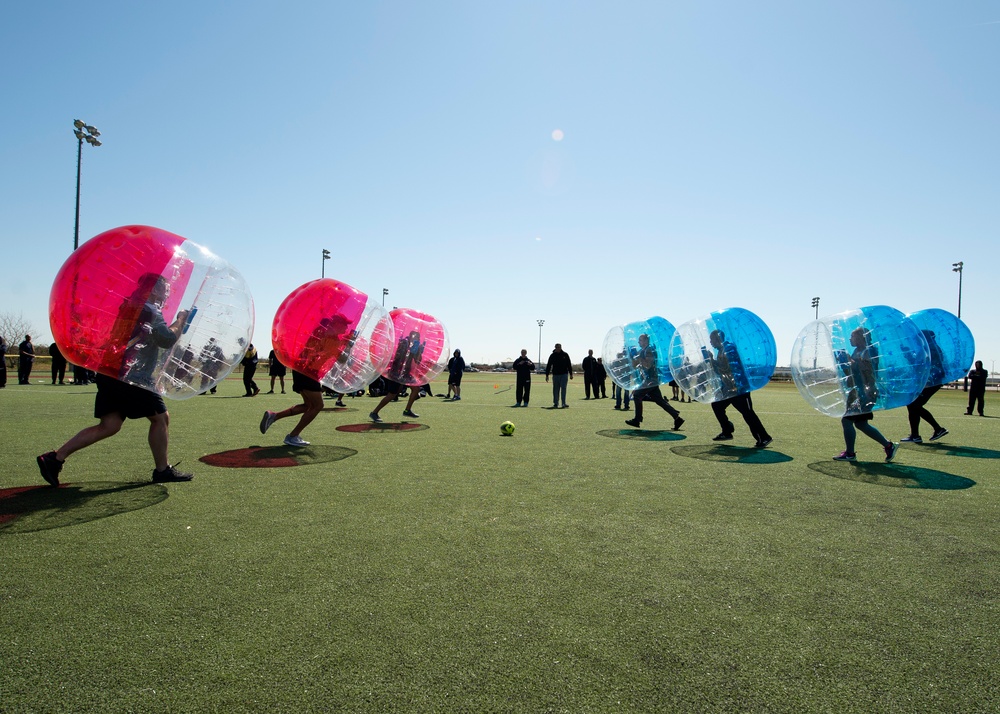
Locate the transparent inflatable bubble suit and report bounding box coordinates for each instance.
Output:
[667,307,776,404]
[49,225,254,400]
[271,279,395,394]
[790,305,930,418]
[382,308,450,387]
[601,316,676,391]
[905,308,975,387]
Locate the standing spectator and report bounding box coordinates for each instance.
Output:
[966,360,988,416]
[594,357,607,398]
[198,338,226,394]
[50,342,68,385]
[0,335,8,388]
[512,349,535,407]
[582,349,597,399]
[447,349,466,401]
[625,333,684,430]
[833,327,897,463]
[72,363,90,385]
[545,343,573,408]
[707,329,772,448]
[18,335,34,384]
[36,273,194,486]
[241,343,260,397]
[613,383,630,411]
[267,348,287,394]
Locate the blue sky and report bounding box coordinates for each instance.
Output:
[2,1,997,370]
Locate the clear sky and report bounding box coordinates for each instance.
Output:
[2,1,997,371]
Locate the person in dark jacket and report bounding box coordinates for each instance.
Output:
[50,342,68,385]
[593,357,607,398]
[545,343,573,408]
[582,349,597,399]
[18,335,34,384]
[966,360,988,416]
[512,349,535,407]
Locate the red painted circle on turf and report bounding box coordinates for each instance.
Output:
[336,422,429,433]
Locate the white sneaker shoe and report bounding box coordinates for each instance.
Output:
[283,434,310,447]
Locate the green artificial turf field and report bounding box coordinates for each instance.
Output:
[2,376,998,712]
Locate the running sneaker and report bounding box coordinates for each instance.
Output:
[884,442,899,463]
[929,428,949,442]
[283,434,310,447]
[625,418,641,428]
[260,410,276,434]
[402,409,419,418]
[369,411,383,423]
[152,463,194,482]
[37,451,63,487]
[672,417,685,431]
[452,396,461,401]
[755,437,773,449]
[900,435,923,444]
[335,401,346,407]
[712,433,733,441]
[833,451,856,462]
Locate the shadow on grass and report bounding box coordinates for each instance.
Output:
[199,445,357,468]
[669,444,793,464]
[807,461,975,490]
[0,482,168,534]
[597,428,686,442]
[321,407,356,413]
[904,443,1000,460]
[335,423,430,434]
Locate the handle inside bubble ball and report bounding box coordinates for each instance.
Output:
[181,306,198,334]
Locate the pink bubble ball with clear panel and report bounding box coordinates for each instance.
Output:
[48,225,254,399]
[382,308,450,386]
[270,279,394,393]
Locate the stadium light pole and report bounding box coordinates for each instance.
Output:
[811,297,820,320]
[382,288,388,306]
[952,262,963,318]
[321,249,330,278]
[536,319,545,364]
[73,119,102,251]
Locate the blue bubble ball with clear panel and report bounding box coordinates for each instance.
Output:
[905,308,975,387]
[601,316,676,391]
[790,305,930,418]
[667,307,776,404]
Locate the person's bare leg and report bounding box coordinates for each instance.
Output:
[55,413,125,462]
[288,390,323,437]
[372,392,397,416]
[147,411,171,471]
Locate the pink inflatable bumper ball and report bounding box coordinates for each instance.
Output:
[382,308,450,387]
[271,279,394,394]
[48,225,254,399]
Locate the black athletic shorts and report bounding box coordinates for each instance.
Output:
[844,412,874,423]
[292,370,322,393]
[448,372,463,386]
[94,374,168,420]
[382,378,404,395]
